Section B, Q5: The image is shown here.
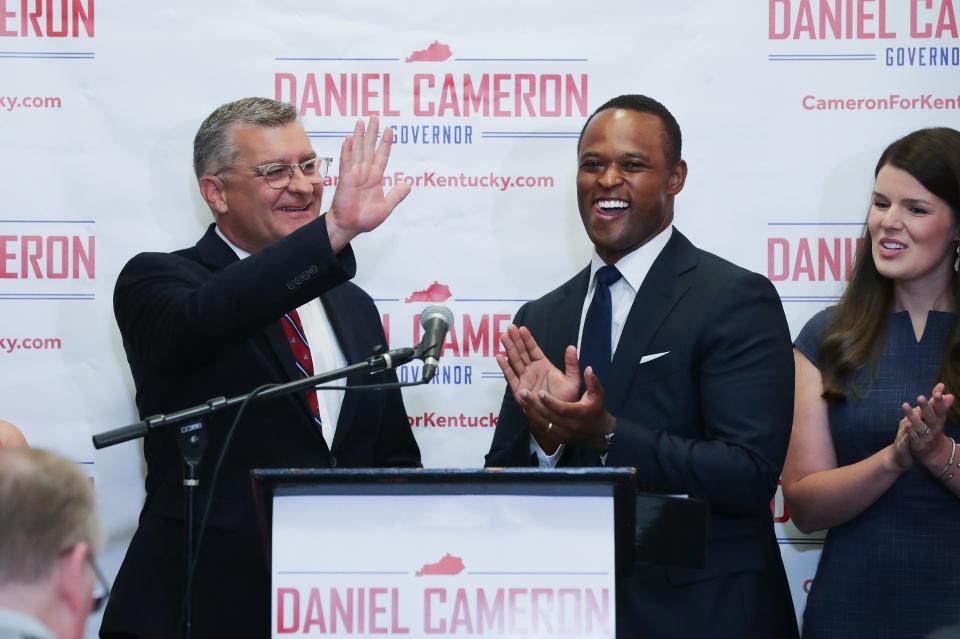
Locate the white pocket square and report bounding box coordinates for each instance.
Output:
[639,351,670,364]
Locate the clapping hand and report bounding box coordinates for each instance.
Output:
[900,382,955,464]
[496,324,615,453]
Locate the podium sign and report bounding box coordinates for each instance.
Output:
[267,479,619,638]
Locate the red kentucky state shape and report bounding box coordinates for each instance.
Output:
[405,281,452,303]
[415,553,465,576]
[405,41,453,62]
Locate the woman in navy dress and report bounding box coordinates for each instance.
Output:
[783,127,960,638]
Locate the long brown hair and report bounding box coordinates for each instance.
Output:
[819,128,960,412]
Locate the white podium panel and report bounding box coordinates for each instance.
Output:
[271,488,615,638]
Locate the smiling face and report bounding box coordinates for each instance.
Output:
[576,109,687,265]
[202,121,322,253]
[869,163,959,291]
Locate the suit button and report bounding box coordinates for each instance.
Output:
[330,453,338,468]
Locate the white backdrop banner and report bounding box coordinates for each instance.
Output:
[1,1,957,635]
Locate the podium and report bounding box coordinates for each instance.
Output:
[251,468,707,638]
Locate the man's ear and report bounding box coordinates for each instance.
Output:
[56,542,90,615]
[667,159,688,196]
[199,175,229,217]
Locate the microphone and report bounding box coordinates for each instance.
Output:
[364,345,417,374]
[417,305,454,382]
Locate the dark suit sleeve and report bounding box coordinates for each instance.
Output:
[484,303,538,467]
[606,272,794,515]
[115,216,356,372]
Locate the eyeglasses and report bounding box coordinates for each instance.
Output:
[252,156,332,189]
[87,552,111,613]
[59,544,111,614]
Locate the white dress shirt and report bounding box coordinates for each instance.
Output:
[216,227,346,449]
[531,225,674,466]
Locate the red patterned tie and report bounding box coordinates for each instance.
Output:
[280,309,323,430]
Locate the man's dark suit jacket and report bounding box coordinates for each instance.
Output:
[486,229,799,638]
[101,219,420,639]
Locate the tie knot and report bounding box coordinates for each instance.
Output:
[594,265,622,289]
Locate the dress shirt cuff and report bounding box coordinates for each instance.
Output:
[529,435,564,468]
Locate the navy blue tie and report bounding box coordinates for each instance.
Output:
[579,265,623,386]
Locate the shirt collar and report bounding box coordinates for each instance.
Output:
[588,224,673,294]
[214,226,251,261]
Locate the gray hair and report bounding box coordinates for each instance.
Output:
[192,97,299,179]
[0,448,103,584]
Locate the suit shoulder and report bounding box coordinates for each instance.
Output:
[510,269,587,325]
[692,248,778,296]
[117,246,204,279]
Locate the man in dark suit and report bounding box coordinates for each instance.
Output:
[485,95,798,638]
[101,97,420,638]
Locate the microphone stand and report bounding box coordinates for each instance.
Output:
[91,344,417,639]
[93,346,417,449]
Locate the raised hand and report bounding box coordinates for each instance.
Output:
[326,115,411,251]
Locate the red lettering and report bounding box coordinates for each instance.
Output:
[769,0,791,38]
[369,587,388,634]
[912,0,933,36]
[330,587,353,633]
[493,314,511,357]
[382,74,399,116]
[818,237,841,280]
[462,74,488,116]
[462,315,489,356]
[22,235,42,278]
[46,235,68,279]
[792,238,814,281]
[768,238,789,281]
[937,0,959,36]
[585,589,610,633]
[277,588,300,634]
[557,588,582,633]
[0,236,15,278]
[413,74,434,116]
[531,588,555,633]
[440,322,461,357]
[539,74,561,117]
[508,588,528,634]
[437,74,461,117]
[477,588,504,633]
[303,588,327,632]
[424,588,445,633]
[390,588,409,634]
[515,74,536,117]
[492,73,510,117]
[361,73,379,116]
[46,0,68,37]
[450,588,474,633]
[73,235,94,278]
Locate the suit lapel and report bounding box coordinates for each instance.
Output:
[324,287,365,451]
[533,269,605,467]
[605,230,698,413]
[196,224,321,436]
[543,268,590,367]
